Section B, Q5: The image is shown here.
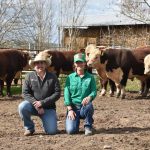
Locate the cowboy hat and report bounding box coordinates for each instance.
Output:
[29,53,51,68]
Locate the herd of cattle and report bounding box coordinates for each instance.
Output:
[1,44,150,99]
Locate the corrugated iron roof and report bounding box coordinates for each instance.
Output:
[83,14,149,26]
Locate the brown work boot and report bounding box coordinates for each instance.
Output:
[24,130,34,136]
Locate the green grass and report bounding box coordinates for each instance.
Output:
[94,76,140,92]
[2,76,141,96]
[126,79,140,92]
[3,86,22,96]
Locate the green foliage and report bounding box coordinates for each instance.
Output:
[59,74,68,91]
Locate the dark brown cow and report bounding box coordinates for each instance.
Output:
[0,49,30,96]
[132,46,150,95]
[86,45,150,99]
[36,50,92,77]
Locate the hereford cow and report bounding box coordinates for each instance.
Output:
[86,45,150,99]
[0,49,30,97]
[35,50,92,77]
[144,54,150,75]
[85,44,116,96]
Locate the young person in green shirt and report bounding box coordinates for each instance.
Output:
[64,53,97,136]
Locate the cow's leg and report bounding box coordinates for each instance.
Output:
[0,79,4,97]
[115,84,121,98]
[141,79,150,97]
[108,79,116,97]
[5,74,15,97]
[14,78,19,85]
[120,72,129,99]
[99,78,107,96]
[120,86,126,99]
[116,84,125,99]
[14,71,21,85]
[6,80,12,97]
[139,80,145,95]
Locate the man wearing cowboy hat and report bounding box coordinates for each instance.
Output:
[18,53,61,136]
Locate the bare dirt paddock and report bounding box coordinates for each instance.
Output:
[0,92,150,150]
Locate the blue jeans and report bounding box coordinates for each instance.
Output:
[65,102,94,134]
[18,100,57,135]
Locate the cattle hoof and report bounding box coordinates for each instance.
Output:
[0,95,4,98]
[138,90,143,95]
[109,93,114,97]
[141,94,147,98]
[6,94,12,98]
[99,93,106,96]
[116,94,120,98]
[121,95,125,99]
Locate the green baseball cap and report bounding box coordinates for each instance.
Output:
[74,53,86,63]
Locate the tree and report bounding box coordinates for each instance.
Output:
[59,0,88,50]
[16,0,57,50]
[0,0,26,47]
[120,0,150,23]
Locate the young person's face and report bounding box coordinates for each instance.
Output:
[74,61,86,70]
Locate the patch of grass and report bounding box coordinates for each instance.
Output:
[3,76,140,96]
[126,79,140,92]
[3,86,22,96]
[93,76,141,92]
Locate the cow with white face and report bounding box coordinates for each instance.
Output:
[144,54,150,75]
[86,44,150,99]
[86,45,136,99]
[85,44,116,97]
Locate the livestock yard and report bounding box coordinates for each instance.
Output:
[0,79,150,150]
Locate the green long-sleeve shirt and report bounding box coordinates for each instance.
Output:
[64,71,97,106]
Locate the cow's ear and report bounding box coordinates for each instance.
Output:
[22,51,28,58]
[79,48,85,53]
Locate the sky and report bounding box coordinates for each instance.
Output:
[83,0,138,25]
[86,0,120,15]
[84,0,123,25]
[83,0,150,25]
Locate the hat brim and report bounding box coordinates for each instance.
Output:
[29,59,51,68]
[74,58,85,63]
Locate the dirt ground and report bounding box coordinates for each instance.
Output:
[0,92,150,150]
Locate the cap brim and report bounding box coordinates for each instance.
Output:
[74,58,85,63]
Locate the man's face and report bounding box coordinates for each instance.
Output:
[34,61,47,73]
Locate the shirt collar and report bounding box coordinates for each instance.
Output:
[37,71,47,81]
[74,71,88,77]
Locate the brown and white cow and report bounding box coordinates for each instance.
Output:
[144,54,150,75]
[85,44,116,96]
[0,49,30,97]
[35,49,92,77]
[86,44,150,99]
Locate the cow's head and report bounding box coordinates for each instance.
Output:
[144,54,150,75]
[85,44,106,67]
[22,51,32,70]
